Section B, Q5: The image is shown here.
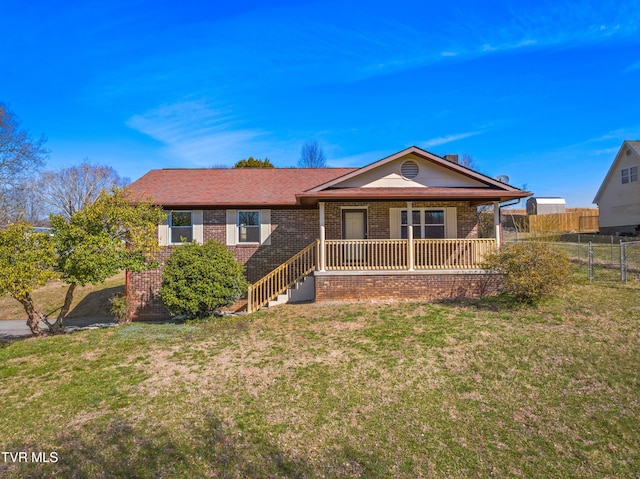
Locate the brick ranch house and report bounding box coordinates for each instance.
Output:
[126,146,531,320]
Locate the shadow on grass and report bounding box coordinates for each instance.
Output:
[66,285,124,319]
[0,338,19,349]
[1,412,313,479]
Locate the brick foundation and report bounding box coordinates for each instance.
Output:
[314,272,502,302]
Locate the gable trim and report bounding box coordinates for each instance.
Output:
[593,140,640,204]
[303,146,522,193]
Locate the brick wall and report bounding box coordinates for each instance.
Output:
[128,202,481,320]
[128,207,318,320]
[315,272,502,302]
[127,248,174,321]
[324,201,478,239]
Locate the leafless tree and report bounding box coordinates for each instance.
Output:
[298,140,326,168]
[37,161,129,219]
[0,103,48,223]
[0,181,47,225]
[459,152,478,170]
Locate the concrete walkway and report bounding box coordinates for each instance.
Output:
[0,317,118,339]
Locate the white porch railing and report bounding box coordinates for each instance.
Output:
[414,238,496,269]
[325,239,408,270]
[324,238,495,271]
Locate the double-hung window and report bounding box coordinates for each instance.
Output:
[237,211,260,243]
[424,210,446,238]
[622,166,638,184]
[400,209,446,239]
[401,210,422,239]
[169,211,193,243]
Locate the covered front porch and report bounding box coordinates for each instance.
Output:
[316,200,501,271]
[322,237,496,270]
[247,199,501,312]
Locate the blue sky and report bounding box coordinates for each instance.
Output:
[2,0,639,207]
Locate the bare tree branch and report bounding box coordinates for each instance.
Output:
[298,141,327,168]
[37,161,129,220]
[0,103,48,224]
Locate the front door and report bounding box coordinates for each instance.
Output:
[342,209,367,267]
[342,209,367,239]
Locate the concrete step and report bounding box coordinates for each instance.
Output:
[265,273,315,308]
[268,293,289,308]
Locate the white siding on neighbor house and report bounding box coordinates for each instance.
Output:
[389,207,458,239]
[597,146,640,229]
[334,154,486,189]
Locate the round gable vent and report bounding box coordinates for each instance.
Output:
[400,160,419,179]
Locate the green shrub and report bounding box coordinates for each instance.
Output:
[482,241,570,304]
[109,293,129,324]
[159,240,248,319]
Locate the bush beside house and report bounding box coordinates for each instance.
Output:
[482,241,570,304]
[159,240,248,319]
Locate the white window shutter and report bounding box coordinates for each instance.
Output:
[226,209,236,245]
[158,216,169,246]
[193,210,204,243]
[446,207,458,238]
[389,208,401,239]
[260,209,271,245]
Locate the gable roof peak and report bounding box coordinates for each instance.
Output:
[304,145,521,193]
[593,140,640,204]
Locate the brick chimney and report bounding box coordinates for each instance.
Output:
[444,154,459,164]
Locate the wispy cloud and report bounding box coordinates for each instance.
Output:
[126,100,268,166]
[353,2,640,79]
[420,131,484,148]
[624,60,640,72]
[580,127,640,145]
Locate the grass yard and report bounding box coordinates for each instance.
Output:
[0,272,125,320]
[1,270,639,478]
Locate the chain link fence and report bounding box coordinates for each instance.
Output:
[503,231,640,283]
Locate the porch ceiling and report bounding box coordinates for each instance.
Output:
[296,187,532,206]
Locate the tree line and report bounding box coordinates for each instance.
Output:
[1,102,128,225]
[0,102,163,336]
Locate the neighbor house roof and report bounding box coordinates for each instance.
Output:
[127,168,357,207]
[593,140,640,204]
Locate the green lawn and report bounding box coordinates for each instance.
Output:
[1,271,639,478]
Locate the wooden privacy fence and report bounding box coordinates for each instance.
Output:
[247,240,318,313]
[529,210,599,233]
[414,239,496,269]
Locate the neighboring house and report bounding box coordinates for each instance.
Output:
[593,140,640,235]
[127,146,531,320]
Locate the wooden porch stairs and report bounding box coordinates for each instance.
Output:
[247,240,319,313]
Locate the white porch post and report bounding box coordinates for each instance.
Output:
[493,201,502,248]
[319,201,326,271]
[407,201,414,271]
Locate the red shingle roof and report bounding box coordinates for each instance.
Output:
[127,168,357,207]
